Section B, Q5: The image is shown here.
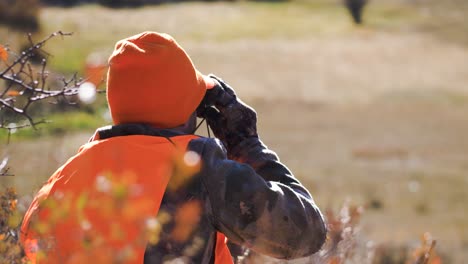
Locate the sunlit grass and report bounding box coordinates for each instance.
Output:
[0,110,108,141]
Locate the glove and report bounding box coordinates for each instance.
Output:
[197,74,258,154]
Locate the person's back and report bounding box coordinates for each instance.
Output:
[21,32,327,264]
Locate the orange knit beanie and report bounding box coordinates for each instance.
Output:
[106,32,214,128]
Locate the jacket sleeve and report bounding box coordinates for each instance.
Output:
[187,137,327,260]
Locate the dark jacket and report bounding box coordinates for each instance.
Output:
[95,123,327,263]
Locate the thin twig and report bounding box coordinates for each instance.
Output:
[0,31,72,76]
[420,240,437,264]
[0,31,76,129]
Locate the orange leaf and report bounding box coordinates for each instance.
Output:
[171,200,202,242]
[431,256,442,264]
[10,199,17,210]
[0,45,7,62]
[328,257,341,264]
[6,90,20,96]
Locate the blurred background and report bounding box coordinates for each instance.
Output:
[0,0,467,262]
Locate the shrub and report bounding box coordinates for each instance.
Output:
[0,0,41,32]
[40,0,82,7]
[98,0,142,7]
[0,188,26,264]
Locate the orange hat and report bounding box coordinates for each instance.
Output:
[106,32,215,128]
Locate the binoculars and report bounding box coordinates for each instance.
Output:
[196,75,236,118]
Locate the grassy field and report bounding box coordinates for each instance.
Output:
[1,0,468,262]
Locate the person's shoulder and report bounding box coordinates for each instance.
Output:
[188,137,227,157]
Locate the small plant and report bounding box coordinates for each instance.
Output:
[0,187,28,264]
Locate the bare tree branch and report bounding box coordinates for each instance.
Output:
[0,31,83,129]
[0,31,82,176]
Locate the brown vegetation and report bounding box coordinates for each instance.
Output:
[0,188,442,264]
[0,0,41,32]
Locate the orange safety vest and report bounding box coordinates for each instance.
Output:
[21,134,233,264]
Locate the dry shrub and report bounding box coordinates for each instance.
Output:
[0,0,41,32]
[0,188,446,264]
[242,201,442,264]
[316,202,442,264]
[372,235,442,264]
[0,31,84,138]
[0,187,27,264]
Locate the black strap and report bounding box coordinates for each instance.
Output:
[97,123,191,146]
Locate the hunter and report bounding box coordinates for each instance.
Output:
[21,31,327,264]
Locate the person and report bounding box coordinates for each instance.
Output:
[20,32,326,264]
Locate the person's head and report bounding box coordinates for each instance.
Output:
[106,32,214,129]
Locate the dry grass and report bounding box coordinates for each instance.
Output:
[188,34,468,104]
[254,99,468,262]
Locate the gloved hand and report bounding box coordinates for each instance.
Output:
[197,74,258,154]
